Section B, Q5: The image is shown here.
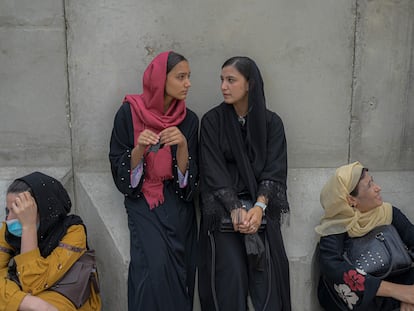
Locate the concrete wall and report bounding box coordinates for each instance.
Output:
[1,0,414,310]
[65,0,414,172]
[3,0,412,171]
[351,0,414,170]
[0,0,71,167]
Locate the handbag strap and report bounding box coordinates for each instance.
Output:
[378,232,396,279]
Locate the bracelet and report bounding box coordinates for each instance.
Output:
[255,201,267,212]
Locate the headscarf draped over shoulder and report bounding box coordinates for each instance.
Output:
[315,161,392,237]
[123,51,187,209]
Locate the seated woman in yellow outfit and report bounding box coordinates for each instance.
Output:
[0,172,101,311]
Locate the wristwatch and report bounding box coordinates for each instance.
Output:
[255,201,267,212]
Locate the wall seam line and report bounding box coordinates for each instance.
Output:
[62,0,77,210]
[348,0,359,163]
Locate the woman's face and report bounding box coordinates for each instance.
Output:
[5,193,18,220]
[164,60,191,102]
[220,65,249,107]
[350,173,383,213]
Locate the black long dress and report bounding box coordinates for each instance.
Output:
[318,206,414,310]
[198,102,291,311]
[109,103,199,311]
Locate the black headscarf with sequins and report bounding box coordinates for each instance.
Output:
[222,56,268,198]
[6,172,83,257]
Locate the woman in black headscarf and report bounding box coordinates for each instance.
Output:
[198,56,291,311]
[0,172,101,310]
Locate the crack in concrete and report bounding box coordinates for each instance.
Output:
[348,0,359,163]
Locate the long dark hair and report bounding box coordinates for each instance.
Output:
[167,51,187,74]
[222,56,265,107]
[7,179,31,195]
[222,56,253,81]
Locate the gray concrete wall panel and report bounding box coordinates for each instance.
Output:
[66,0,356,170]
[0,0,63,27]
[351,0,414,170]
[0,1,70,167]
[75,172,129,311]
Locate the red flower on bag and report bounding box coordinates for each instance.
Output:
[344,270,365,291]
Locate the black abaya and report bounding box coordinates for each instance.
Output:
[109,103,198,311]
[198,102,291,311]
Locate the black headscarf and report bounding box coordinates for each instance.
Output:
[200,56,289,226]
[6,172,83,257]
[223,57,268,198]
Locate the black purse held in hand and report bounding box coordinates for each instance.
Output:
[220,199,266,233]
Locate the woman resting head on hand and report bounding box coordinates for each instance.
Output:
[1,172,101,311]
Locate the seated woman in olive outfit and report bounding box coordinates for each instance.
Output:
[198,56,291,311]
[0,172,101,311]
[316,162,414,311]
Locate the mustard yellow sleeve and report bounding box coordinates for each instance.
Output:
[14,224,87,296]
[0,222,28,311]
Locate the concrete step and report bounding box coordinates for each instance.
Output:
[75,169,414,310]
[4,168,410,310]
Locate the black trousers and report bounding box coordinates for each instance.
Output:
[198,229,283,311]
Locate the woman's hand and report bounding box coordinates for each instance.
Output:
[160,127,189,174]
[131,129,160,169]
[19,294,58,311]
[12,192,38,229]
[401,302,414,311]
[11,192,39,254]
[377,281,414,305]
[137,129,160,148]
[159,126,187,148]
[239,206,263,234]
[231,208,247,232]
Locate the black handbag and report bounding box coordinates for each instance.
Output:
[343,224,413,279]
[220,199,266,233]
[50,249,100,308]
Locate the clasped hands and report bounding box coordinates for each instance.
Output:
[137,127,186,149]
[231,206,263,234]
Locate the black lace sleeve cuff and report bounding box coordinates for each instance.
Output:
[213,188,243,213]
[257,180,289,220]
[200,188,242,233]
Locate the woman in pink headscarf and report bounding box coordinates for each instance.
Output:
[109,51,198,311]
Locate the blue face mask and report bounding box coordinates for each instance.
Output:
[6,219,23,237]
[5,219,40,237]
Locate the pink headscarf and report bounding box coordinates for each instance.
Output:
[124,51,187,208]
